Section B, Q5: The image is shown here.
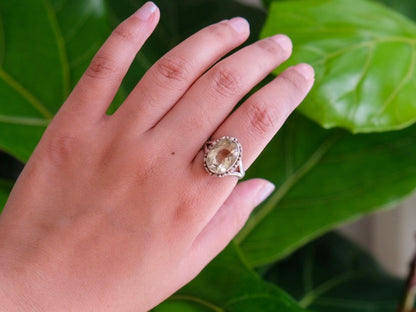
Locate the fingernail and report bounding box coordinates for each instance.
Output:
[293,63,315,80]
[271,34,292,52]
[228,17,250,34]
[254,181,275,206]
[135,1,157,21]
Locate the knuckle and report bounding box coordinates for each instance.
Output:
[280,71,306,94]
[154,56,191,84]
[86,54,117,79]
[211,67,242,97]
[112,17,141,44]
[43,134,84,167]
[171,202,195,226]
[247,101,279,135]
[257,37,285,55]
[205,22,231,41]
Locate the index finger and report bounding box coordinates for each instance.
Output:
[61,2,160,123]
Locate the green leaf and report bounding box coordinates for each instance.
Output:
[261,0,416,133]
[378,0,416,21]
[263,232,403,311]
[154,243,309,312]
[0,0,109,162]
[235,113,416,266]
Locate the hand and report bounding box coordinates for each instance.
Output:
[0,2,314,311]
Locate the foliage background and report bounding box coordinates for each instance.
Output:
[0,0,415,310]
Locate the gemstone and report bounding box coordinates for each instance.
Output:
[205,137,241,175]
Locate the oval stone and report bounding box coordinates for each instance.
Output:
[206,137,240,175]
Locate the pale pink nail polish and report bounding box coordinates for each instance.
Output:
[135,1,157,21]
[271,34,293,52]
[293,63,315,80]
[228,17,250,34]
[255,182,275,206]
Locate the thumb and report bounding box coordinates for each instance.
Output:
[183,178,275,277]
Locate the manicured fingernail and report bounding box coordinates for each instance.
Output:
[255,182,275,206]
[271,34,292,52]
[228,17,250,34]
[135,1,157,21]
[293,63,315,80]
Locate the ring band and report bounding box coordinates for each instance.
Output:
[204,136,245,179]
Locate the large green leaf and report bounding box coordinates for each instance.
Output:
[153,243,309,312]
[235,113,416,266]
[0,0,109,162]
[263,232,404,311]
[261,0,416,133]
[262,0,416,21]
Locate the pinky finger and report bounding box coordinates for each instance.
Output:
[60,2,159,123]
[182,179,275,278]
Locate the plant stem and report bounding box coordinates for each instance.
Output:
[398,234,416,312]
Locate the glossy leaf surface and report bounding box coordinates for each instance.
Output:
[261,0,416,133]
[236,113,416,266]
[153,244,309,312]
[264,233,403,311]
[0,0,109,161]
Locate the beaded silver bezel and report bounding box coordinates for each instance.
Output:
[203,136,245,179]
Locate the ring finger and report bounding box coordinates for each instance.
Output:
[114,18,250,131]
[152,34,293,159]
[192,63,315,179]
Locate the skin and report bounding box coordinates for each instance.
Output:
[0,2,314,311]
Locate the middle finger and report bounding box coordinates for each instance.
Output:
[114,18,250,131]
[152,34,292,160]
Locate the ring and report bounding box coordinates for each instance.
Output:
[204,136,245,179]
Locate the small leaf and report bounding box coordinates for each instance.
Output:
[261,0,416,133]
[263,232,403,311]
[0,0,109,162]
[236,113,416,266]
[154,243,309,312]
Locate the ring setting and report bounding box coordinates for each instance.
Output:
[204,136,245,179]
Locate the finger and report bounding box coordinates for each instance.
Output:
[154,34,293,158]
[114,18,250,131]
[192,63,315,177]
[182,179,275,276]
[60,2,160,123]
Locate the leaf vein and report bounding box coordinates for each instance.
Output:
[44,0,70,98]
[169,294,224,312]
[0,69,53,119]
[299,272,365,307]
[0,115,50,127]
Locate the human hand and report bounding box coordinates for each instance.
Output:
[0,2,314,311]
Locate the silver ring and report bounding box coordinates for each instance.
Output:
[204,136,245,179]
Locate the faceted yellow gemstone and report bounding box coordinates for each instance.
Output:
[206,137,240,175]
